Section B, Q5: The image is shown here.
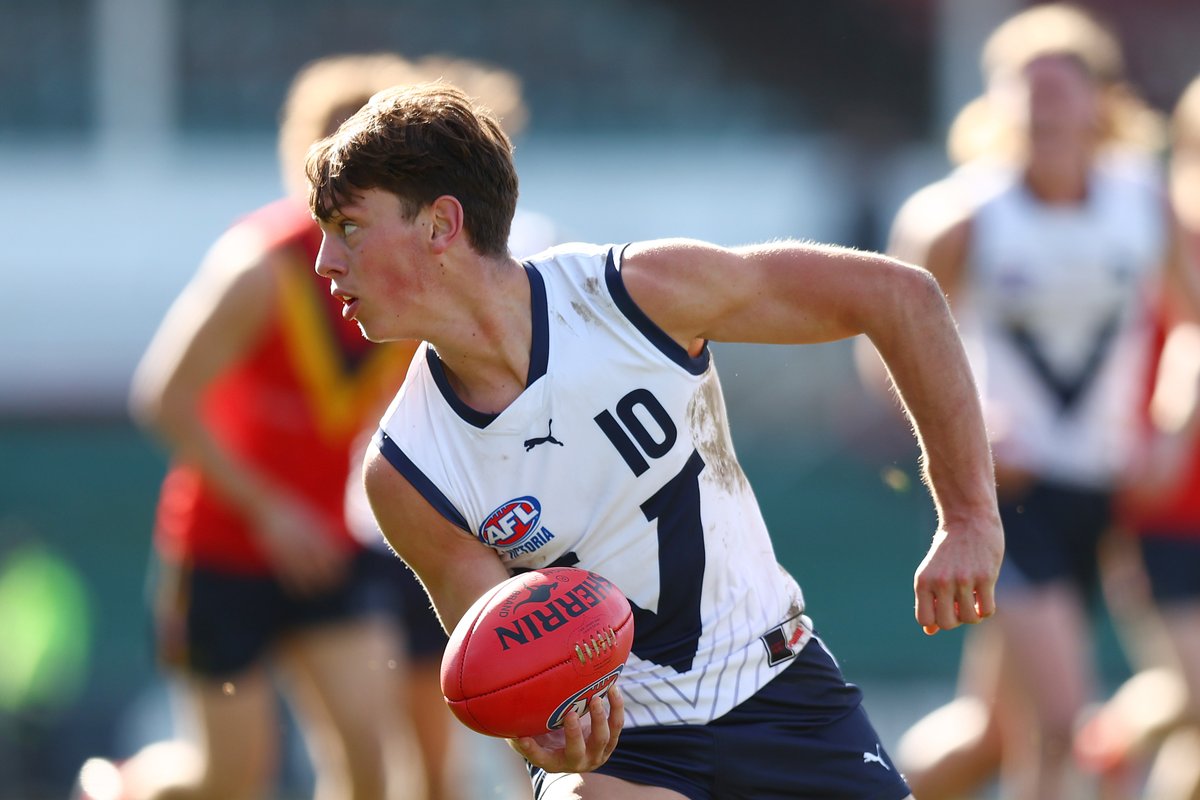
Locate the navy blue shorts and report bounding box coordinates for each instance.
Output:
[529,638,910,799]
[997,479,1113,600]
[389,552,450,661]
[162,548,435,677]
[1138,531,1200,608]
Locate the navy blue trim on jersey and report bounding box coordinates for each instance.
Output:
[374,429,471,531]
[424,264,550,428]
[426,348,499,428]
[524,262,549,385]
[605,246,710,375]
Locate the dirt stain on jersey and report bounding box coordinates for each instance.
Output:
[570,300,601,327]
[687,370,749,494]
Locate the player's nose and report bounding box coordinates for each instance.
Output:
[315,237,345,277]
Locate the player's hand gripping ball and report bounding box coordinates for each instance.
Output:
[440,566,634,739]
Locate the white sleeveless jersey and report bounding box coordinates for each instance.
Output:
[950,156,1168,487]
[376,242,808,729]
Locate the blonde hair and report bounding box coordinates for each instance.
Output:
[947,3,1164,165]
[411,54,529,140]
[1173,75,1200,144]
[278,53,529,198]
[1171,75,1200,226]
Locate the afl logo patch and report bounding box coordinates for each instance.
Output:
[479,496,542,549]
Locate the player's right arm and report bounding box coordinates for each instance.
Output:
[362,445,625,773]
[855,180,972,408]
[361,443,507,630]
[621,196,999,635]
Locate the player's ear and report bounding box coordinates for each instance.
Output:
[429,195,464,254]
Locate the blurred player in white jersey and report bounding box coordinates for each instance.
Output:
[303,81,1003,799]
[884,6,1200,799]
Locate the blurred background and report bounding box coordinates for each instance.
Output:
[1,0,1198,796]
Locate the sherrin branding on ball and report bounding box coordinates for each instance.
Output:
[440,566,634,739]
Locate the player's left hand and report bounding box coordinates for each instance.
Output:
[508,686,625,773]
[913,514,1004,635]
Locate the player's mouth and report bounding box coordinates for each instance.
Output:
[332,289,359,320]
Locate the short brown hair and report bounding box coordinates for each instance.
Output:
[306,82,518,258]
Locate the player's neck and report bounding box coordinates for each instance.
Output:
[1023,162,1089,205]
[1023,148,1091,205]
[428,255,534,415]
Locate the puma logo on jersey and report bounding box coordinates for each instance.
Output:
[524,419,564,451]
[863,744,890,770]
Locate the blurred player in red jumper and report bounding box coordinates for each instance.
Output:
[121,52,419,800]
[75,52,533,800]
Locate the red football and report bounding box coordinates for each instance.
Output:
[440,566,634,739]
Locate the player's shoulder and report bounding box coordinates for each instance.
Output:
[890,173,979,258]
[1093,148,1168,200]
[216,196,321,268]
[229,195,311,238]
[905,158,1019,222]
[936,159,1018,210]
[524,241,620,283]
[526,240,613,262]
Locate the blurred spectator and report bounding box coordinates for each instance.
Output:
[879,5,1200,799]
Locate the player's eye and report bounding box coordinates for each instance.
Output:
[340,221,359,237]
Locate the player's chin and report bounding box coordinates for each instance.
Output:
[354,318,386,342]
[356,317,409,344]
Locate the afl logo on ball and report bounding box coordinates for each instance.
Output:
[547,668,623,730]
[479,497,542,549]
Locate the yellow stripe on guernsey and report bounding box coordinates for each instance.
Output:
[276,264,414,442]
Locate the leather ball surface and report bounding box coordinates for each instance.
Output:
[440,566,634,739]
